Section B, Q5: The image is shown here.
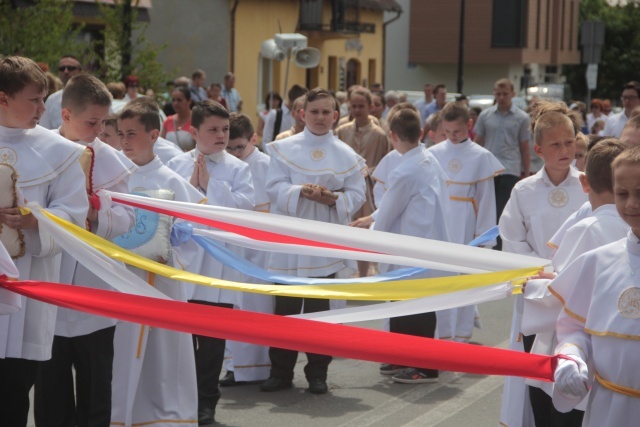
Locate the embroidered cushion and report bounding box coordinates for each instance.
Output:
[0,163,25,259]
[113,189,175,264]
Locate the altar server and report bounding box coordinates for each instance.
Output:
[499,102,588,427]
[429,102,504,343]
[219,112,273,386]
[167,99,254,425]
[261,88,366,395]
[35,73,136,427]
[110,101,205,427]
[0,56,88,426]
[551,145,640,427]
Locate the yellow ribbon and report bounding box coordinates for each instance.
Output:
[41,210,537,301]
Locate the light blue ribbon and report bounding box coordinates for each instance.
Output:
[186,225,499,285]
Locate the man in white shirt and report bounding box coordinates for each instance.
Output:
[262,84,308,145]
[38,55,83,130]
[602,81,640,138]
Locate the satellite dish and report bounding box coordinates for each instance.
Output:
[293,47,320,68]
[261,39,286,62]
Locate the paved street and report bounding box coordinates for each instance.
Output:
[28,296,513,427]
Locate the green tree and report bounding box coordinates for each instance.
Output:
[97,0,169,98]
[565,0,640,102]
[0,0,87,68]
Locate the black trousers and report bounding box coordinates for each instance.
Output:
[190,300,233,412]
[390,311,438,376]
[0,357,41,427]
[494,174,520,250]
[269,295,332,381]
[34,326,116,427]
[523,334,584,427]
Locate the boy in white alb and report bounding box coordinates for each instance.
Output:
[550,146,640,427]
[499,102,588,427]
[521,138,628,426]
[110,102,204,427]
[0,56,88,426]
[261,88,366,395]
[429,102,504,343]
[220,113,273,385]
[167,100,254,425]
[373,108,452,384]
[35,74,136,427]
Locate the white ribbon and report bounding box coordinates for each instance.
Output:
[31,205,170,300]
[294,282,514,323]
[108,191,549,274]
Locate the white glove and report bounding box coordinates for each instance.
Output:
[95,189,113,212]
[554,356,589,399]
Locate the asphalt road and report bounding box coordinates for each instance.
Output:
[28,296,514,427]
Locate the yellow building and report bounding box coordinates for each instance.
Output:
[232,0,401,124]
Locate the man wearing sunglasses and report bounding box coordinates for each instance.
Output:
[39,55,83,129]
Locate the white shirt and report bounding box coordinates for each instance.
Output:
[38,90,63,130]
[266,127,366,277]
[0,125,88,360]
[602,110,629,138]
[154,136,183,164]
[429,139,504,244]
[374,146,452,273]
[499,167,588,259]
[167,149,255,304]
[552,232,640,426]
[262,104,293,145]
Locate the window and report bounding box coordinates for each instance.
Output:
[491,0,527,48]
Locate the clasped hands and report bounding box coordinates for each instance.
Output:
[190,154,210,192]
[301,184,338,206]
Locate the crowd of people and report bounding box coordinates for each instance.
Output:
[1,52,640,427]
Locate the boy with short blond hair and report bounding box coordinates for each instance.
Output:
[549,146,640,426]
[499,101,588,427]
[429,102,504,343]
[167,99,254,425]
[220,112,273,385]
[35,73,136,427]
[0,55,88,426]
[522,138,628,426]
[110,101,203,426]
[373,107,452,384]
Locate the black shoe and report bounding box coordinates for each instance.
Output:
[220,371,240,387]
[259,376,293,392]
[307,378,328,394]
[198,407,216,425]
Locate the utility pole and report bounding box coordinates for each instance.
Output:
[456,0,466,94]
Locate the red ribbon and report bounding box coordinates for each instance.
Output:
[110,195,378,254]
[0,278,556,382]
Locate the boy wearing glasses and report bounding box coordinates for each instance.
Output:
[219,112,273,387]
[603,81,640,138]
[39,55,82,130]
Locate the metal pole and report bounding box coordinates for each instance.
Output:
[456,0,465,94]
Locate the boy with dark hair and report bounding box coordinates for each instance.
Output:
[374,108,451,384]
[0,55,88,426]
[220,112,273,386]
[262,88,366,394]
[111,100,203,427]
[126,96,182,164]
[35,73,136,427]
[167,99,254,425]
[428,102,504,344]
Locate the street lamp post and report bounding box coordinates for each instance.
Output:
[456,0,466,94]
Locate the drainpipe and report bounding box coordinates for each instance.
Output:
[382,9,402,87]
[230,0,240,72]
